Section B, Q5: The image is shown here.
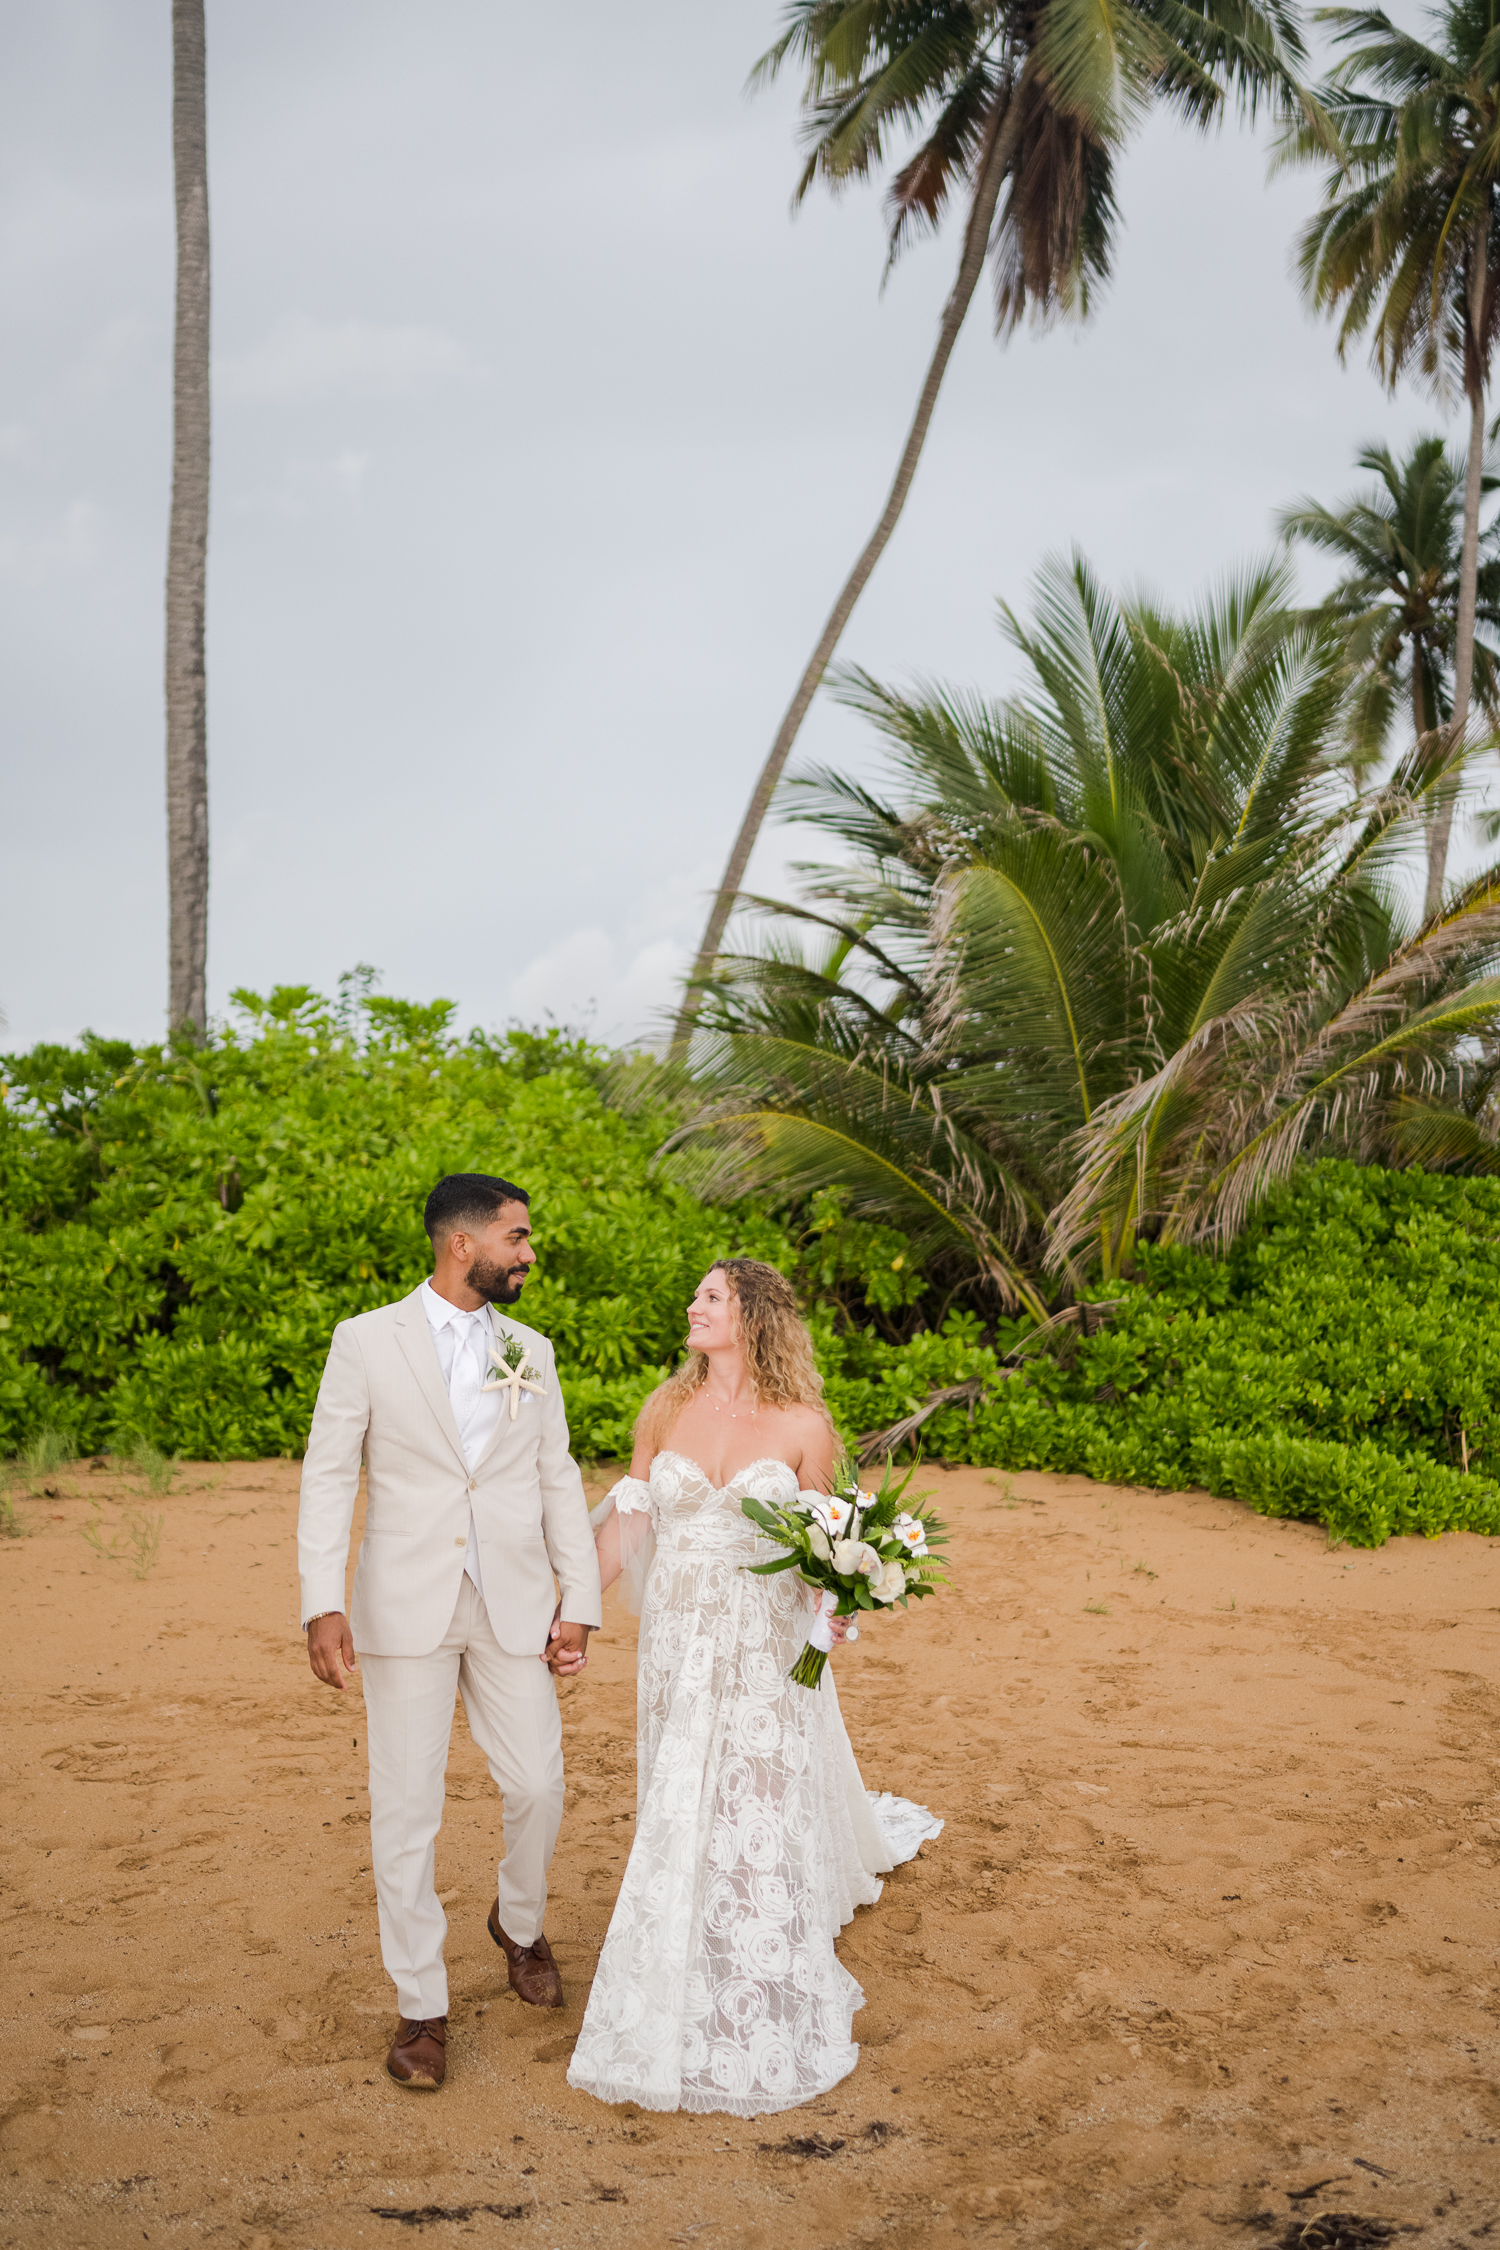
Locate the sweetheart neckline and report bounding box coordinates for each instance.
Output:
[652,1448,799,1498]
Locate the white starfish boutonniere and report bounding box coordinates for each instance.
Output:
[483,1329,545,1420]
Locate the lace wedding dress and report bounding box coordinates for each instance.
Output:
[566,1451,942,2117]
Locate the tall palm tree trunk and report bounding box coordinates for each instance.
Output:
[1424,215,1489,921]
[165,0,211,1039]
[672,93,1021,1045]
[1412,638,1427,752]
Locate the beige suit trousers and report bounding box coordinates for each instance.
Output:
[359,1577,564,2019]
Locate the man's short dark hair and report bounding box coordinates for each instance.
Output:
[423,1172,530,1245]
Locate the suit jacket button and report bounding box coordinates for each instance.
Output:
[454,1536,465,1547]
[468,1478,477,1491]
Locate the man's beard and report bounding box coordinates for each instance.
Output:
[465,1254,528,1306]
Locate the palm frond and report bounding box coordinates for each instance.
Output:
[682,550,1500,1294]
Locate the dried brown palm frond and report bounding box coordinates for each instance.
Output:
[990,74,1114,328]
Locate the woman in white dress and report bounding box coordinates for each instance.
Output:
[566,1258,940,2118]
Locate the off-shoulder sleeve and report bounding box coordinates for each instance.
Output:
[589,1474,657,1615]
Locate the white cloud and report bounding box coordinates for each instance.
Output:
[216,313,487,403]
[497,840,812,1052]
[507,927,687,1047]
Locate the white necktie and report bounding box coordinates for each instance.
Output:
[449,1310,488,1442]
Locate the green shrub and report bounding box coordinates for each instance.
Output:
[1189,1430,1498,1546]
[0,986,908,1463]
[6,992,1499,1548]
[829,1162,1500,1545]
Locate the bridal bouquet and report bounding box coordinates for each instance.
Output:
[740,1454,949,1688]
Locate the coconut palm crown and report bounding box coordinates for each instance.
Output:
[1279,432,1500,799]
[767,0,1305,316]
[1285,0,1500,905]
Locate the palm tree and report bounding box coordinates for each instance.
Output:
[1287,0,1500,914]
[1279,431,1500,906]
[674,0,1311,1043]
[657,553,1500,1301]
[165,0,211,1040]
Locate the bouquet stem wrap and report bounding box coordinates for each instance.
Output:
[791,1591,839,1689]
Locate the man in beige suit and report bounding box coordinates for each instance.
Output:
[298,1172,602,2092]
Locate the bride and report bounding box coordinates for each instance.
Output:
[565,1257,940,2117]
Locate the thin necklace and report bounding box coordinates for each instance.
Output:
[709,1391,757,1419]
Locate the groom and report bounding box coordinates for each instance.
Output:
[297,1172,602,2091]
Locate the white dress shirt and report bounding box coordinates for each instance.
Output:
[420,1280,505,1603]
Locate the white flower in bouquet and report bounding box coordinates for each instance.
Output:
[832,1537,883,1580]
[871,1559,908,1604]
[811,1494,856,1539]
[806,1522,832,1563]
[894,1511,929,1557]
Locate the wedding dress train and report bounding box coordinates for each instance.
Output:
[566,1451,942,2117]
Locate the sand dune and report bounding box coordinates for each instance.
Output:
[2,1457,1498,2248]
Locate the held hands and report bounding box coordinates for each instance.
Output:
[307,1613,357,1690]
[541,1602,592,1676]
[308,1608,589,1684]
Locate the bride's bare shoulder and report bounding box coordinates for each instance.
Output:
[771,1401,838,1484]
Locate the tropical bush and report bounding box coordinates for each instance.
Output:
[668,552,1500,1304]
[6,981,1500,1545]
[0,980,921,1463]
[818,1160,1500,1546]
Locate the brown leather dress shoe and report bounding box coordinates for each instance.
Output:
[386,2015,447,2089]
[487,1901,564,2008]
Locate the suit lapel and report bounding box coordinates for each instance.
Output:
[393,1290,468,1471]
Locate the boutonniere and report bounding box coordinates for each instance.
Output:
[483,1330,545,1420]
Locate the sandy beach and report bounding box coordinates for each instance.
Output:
[2,1456,1498,2249]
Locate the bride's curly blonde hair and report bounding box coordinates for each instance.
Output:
[640,1257,835,1447]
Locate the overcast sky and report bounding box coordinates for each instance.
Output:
[0,0,1468,1053]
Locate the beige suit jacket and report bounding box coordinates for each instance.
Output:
[296,1288,602,1658]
